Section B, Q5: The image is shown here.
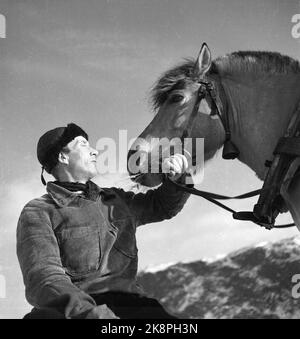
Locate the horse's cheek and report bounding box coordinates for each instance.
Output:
[201,118,224,153]
[195,115,212,137]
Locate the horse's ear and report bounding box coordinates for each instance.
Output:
[194,43,212,77]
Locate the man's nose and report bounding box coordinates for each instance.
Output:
[90,147,99,157]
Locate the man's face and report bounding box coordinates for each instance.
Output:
[63,136,98,181]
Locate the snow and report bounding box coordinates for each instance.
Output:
[143,262,175,273]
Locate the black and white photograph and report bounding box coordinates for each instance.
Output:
[1,0,300,322]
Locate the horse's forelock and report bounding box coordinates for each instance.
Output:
[150,58,197,111]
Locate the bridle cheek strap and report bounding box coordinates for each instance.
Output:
[207,81,239,160]
[181,79,240,160]
[181,86,206,141]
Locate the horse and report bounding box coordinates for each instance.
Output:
[127,43,300,230]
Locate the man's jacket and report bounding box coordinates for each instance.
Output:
[17,177,190,318]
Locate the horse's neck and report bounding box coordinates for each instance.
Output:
[222,74,300,180]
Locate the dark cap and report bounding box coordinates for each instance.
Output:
[37,123,88,175]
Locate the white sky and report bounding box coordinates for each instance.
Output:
[0,0,300,318]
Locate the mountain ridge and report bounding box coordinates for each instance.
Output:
[137,237,300,319]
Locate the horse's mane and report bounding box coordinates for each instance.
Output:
[215,51,300,78]
[151,51,300,110]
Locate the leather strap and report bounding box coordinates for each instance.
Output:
[274,137,300,157]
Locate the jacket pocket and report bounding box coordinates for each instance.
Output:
[56,225,101,277]
[111,219,138,259]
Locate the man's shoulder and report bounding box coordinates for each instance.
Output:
[17,194,56,232]
[21,193,55,215]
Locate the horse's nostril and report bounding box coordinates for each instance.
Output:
[127,149,145,175]
[127,150,136,171]
[127,148,150,174]
[127,149,137,161]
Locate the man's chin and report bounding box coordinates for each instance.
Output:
[89,170,98,180]
[88,163,99,178]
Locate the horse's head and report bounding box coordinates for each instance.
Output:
[128,43,226,187]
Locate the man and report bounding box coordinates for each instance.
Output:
[17,123,191,319]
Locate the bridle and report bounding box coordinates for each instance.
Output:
[180,77,240,160]
[175,74,299,230]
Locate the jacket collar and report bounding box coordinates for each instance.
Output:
[46,180,107,207]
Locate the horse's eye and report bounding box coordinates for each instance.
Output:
[169,94,184,104]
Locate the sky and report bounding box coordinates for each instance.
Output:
[0,0,300,318]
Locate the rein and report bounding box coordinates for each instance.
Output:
[177,75,299,230]
[170,180,295,229]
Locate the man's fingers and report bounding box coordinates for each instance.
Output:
[163,154,189,174]
[85,305,120,319]
[171,156,181,171]
[173,154,189,171]
[163,160,179,174]
[170,160,181,173]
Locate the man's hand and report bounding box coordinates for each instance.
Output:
[162,154,189,182]
[85,304,120,319]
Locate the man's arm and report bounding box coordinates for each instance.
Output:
[119,154,192,227]
[17,205,98,319]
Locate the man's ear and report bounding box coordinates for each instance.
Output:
[58,151,69,165]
